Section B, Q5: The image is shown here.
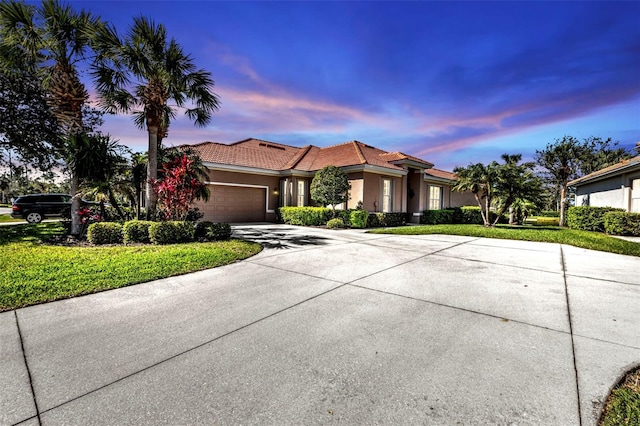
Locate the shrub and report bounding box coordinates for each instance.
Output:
[279,207,332,226]
[567,206,624,232]
[87,222,124,245]
[528,217,560,226]
[149,221,195,244]
[326,218,345,229]
[195,221,232,241]
[604,212,640,236]
[350,209,368,228]
[333,209,352,226]
[421,209,455,225]
[367,212,406,228]
[460,206,484,225]
[123,220,153,244]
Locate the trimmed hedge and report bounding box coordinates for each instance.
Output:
[279,207,332,226]
[421,209,455,225]
[367,212,407,228]
[195,221,232,241]
[566,206,624,232]
[87,222,124,245]
[350,209,368,229]
[123,220,153,244]
[604,212,640,236]
[149,221,195,244]
[326,218,345,229]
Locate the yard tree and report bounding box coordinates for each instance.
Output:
[492,154,543,225]
[92,16,220,220]
[535,135,631,227]
[0,0,100,235]
[452,162,498,226]
[310,165,350,217]
[0,68,60,170]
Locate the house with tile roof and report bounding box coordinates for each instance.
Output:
[568,155,640,212]
[187,138,472,223]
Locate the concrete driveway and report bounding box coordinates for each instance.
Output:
[2,224,639,425]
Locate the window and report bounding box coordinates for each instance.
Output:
[382,178,392,212]
[429,185,443,210]
[632,178,640,213]
[297,180,305,207]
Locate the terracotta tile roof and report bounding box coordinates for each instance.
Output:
[425,168,457,181]
[568,156,640,185]
[186,138,436,174]
[188,139,301,171]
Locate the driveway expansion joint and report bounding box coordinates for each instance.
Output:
[14,311,41,426]
[561,246,583,426]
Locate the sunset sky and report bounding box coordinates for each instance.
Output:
[68,1,639,171]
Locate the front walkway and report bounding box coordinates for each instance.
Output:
[2,224,639,425]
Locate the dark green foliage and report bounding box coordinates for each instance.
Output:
[195,221,232,241]
[566,206,624,232]
[367,212,407,228]
[123,220,153,244]
[333,209,352,226]
[279,207,332,226]
[350,209,368,228]
[149,221,195,244]
[326,218,345,229]
[603,212,640,236]
[87,222,124,245]
[538,210,560,217]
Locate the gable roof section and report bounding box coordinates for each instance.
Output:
[425,168,457,181]
[568,156,640,186]
[188,138,434,174]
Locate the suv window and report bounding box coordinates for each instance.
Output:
[16,196,37,203]
[41,195,64,202]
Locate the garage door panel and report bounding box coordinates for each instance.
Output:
[204,185,266,222]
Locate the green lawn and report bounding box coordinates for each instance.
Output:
[600,368,640,426]
[0,222,262,311]
[369,224,640,257]
[0,214,22,223]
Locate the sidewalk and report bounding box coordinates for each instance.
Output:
[2,225,639,425]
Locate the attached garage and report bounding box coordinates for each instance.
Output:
[201,184,266,223]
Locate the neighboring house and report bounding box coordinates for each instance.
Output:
[188,138,469,223]
[568,156,640,212]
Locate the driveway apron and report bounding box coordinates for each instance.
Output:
[2,224,639,425]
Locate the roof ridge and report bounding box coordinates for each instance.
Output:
[351,141,368,164]
[283,145,314,170]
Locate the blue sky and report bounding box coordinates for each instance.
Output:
[72,1,639,171]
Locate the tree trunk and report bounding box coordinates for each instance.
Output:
[70,172,82,236]
[145,126,159,220]
[559,184,567,227]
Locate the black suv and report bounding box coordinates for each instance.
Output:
[11,194,73,223]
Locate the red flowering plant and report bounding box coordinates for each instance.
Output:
[151,154,208,221]
[77,206,102,237]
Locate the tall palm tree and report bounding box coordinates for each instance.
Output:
[92,16,220,219]
[452,162,497,226]
[0,0,99,235]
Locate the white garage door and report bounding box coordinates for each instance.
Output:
[202,185,266,223]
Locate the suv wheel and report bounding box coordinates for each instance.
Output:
[26,212,43,223]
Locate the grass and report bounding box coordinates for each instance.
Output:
[369,224,640,257]
[0,214,22,223]
[600,368,640,426]
[0,222,262,311]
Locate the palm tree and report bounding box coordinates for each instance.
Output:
[452,162,497,226]
[0,0,99,235]
[92,16,220,219]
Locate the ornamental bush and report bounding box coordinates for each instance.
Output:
[279,207,332,226]
[566,206,624,232]
[350,209,368,228]
[87,222,124,245]
[603,212,640,236]
[149,221,195,244]
[195,221,232,241]
[123,220,153,244]
[326,218,345,229]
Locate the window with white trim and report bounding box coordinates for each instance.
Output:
[382,178,392,212]
[429,185,443,210]
[297,180,305,207]
[632,178,640,213]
